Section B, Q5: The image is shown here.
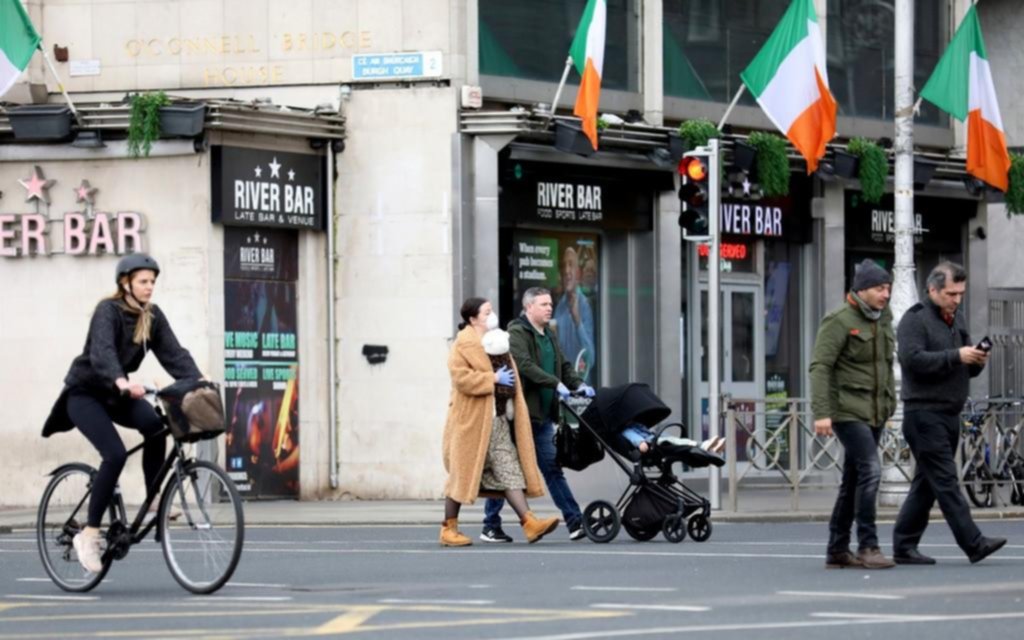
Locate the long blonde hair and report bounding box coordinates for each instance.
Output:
[108,274,153,345]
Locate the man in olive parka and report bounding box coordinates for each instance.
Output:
[810,259,897,570]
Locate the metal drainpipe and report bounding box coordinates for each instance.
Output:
[327,146,340,489]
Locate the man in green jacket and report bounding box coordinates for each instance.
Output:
[481,287,595,543]
[810,259,896,570]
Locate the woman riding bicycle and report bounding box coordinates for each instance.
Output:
[42,253,202,573]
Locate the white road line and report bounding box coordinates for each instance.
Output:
[195,596,293,602]
[5,594,99,601]
[377,598,495,605]
[778,590,904,601]
[225,582,289,589]
[572,586,678,592]
[15,578,53,583]
[468,584,493,589]
[494,610,1024,640]
[811,612,939,621]
[592,603,709,613]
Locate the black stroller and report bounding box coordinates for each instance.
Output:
[560,383,723,544]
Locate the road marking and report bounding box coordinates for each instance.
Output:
[14,578,53,583]
[778,590,904,601]
[225,582,289,589]
[378,598,496,605]
[197,596,293,602]
[468,584,493,589]
[5,595,99,601]
[592,603,709,613]
[315,605,386,634]
[811,612,939,621]
[573,586,677,593]
[493,609,1024,640]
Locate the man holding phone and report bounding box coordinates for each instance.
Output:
[892,262,1006,565]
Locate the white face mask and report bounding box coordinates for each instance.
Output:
[485,312,499,331]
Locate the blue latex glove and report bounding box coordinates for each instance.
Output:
[556,382,571,399]
[495,365,515,387]
[578,383,596,398]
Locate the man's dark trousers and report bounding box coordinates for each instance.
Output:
[828,421,883,554]
[893,410,983,555]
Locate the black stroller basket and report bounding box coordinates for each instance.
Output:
[559,383,716,544]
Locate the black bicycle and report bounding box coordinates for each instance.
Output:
[36,387,244,594]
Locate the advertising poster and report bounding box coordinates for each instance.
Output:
[512,230,600,384]
[223,228,300,498]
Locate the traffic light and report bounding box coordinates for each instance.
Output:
[678,153,710,238]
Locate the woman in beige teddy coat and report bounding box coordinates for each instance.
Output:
[440,297,559,546]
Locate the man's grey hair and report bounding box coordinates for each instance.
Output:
[926,261,967,292]
[522,287,551,308]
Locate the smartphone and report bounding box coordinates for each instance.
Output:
[976,336,993,352]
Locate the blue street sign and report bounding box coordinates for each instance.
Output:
[352,51,443,81]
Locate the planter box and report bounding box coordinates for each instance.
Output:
[731,140,756,171]
[8,105,73,140]
[554,121,595,157]
[833,150,860,179]
[913,159,937,188]
[159,103,206,137]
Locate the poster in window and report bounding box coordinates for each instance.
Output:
[512,231,600,384]
[223,228,299,498]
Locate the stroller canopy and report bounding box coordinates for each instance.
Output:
[580,383,671,437]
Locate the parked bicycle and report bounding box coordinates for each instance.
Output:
[960,399,1024,508]
[37,386,244,594]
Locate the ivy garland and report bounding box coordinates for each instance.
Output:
[127,91,170,158]
[677,118,721,150]
[747,131,790,197]
[847,137,888,204]
[1006,153,1024,216]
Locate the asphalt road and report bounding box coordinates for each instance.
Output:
[1,520,1022,639]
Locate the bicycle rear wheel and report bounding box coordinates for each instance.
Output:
[964,463,994,508]
[36,464,113,592]
[159,460,244,594]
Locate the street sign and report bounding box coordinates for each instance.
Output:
[352,51,443,81]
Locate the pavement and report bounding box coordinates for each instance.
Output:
[4,485,1023,532]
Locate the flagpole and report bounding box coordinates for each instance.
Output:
[36,44,82,125]
[717,84,747,130]
[547,56,575,123]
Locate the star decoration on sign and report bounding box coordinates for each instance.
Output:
[268,157,281,179]
[287,169,295,181]
[254,165,263,178]
[19,165,56,204]
[254,232,261,243]
[741,176,752,196]
[74,180,98,205]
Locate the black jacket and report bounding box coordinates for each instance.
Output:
[896,298,983,415]
[43,299,201,437]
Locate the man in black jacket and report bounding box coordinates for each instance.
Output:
[892,261,1006,565]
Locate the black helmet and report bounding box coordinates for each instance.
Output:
[115,253,160,283]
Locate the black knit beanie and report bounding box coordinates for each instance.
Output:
[851,259,892,292]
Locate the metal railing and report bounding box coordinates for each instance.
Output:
[721,396,1024,512]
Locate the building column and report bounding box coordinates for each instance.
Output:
[656,190,683,416]
[642,0,663,126]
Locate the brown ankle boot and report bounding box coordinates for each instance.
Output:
[521,512,559,544]
[439,518,472,547]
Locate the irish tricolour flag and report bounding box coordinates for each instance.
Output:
[569,0,606,151]
[739,0,836,173]
[920,5,1010,191]
[0,0,41,98]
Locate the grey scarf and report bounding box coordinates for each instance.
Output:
[850,291,882,321]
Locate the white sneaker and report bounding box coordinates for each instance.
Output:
[72,531,104,574]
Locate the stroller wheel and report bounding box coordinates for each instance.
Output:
[662,515,686,543]
[582,500,620,544]
[687,515,712,542]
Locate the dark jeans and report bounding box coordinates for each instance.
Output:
[484,419,582,530]
[827,421,883,554]
[66,391,166,528]
[893,410,983,556]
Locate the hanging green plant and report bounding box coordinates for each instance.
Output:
[677,118,720,150]
[596,117,610,131]
[127,91,170,158]
[747,131,789,197]
[847,137,888,204]
[1006,153,1024,216]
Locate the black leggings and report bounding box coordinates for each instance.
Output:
[66,392,166,528]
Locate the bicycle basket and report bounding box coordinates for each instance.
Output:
[158,380,225,442]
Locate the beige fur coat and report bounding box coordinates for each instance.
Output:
[442,326,544,504]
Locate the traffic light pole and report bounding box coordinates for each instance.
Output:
[707,137,722,509]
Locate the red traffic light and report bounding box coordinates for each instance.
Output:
[678,157,708,181]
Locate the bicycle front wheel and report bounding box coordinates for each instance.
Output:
[159,460,244,594]
[36,464,113,592]
[964,463,994,508]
